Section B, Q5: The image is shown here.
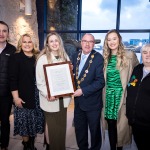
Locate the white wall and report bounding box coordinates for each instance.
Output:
[0,0,39,47]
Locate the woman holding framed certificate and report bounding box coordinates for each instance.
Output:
[36,32,72,150]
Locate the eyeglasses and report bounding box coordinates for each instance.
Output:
[81,40,95,44]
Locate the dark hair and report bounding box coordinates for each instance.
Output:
[0,21,9,32]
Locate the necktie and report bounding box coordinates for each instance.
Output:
[78,55,86,76]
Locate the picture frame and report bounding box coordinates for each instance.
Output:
[43,61,76,98]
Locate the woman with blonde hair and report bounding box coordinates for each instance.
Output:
[36,32,71,150]
[102,29,139,150]
[9,33,44,150]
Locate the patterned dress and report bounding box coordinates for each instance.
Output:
[105,55,123,120]
[14,81,44,136]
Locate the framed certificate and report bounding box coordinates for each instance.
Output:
[43,61,76,98]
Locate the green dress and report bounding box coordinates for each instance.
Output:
[105,55,123,120]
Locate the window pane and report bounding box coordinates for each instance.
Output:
[120,0,150,29]
[121,33,150,50]
[81,0,117,30]
[120,33,150,62]
[47,0,78,31]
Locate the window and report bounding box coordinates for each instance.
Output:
[39,0,150,58]
[81,0,117,30]
[120,0,150,29]
[121,33,150,62]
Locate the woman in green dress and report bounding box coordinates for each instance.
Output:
[102,29,139,150]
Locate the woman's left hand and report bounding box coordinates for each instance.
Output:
[46,96,56,101]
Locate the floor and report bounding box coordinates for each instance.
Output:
[5,99,138,150]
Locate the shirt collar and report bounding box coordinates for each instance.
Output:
[81,52,91,58]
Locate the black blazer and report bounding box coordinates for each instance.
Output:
[72,50,105,111]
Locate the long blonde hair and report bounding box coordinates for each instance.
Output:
[103,29,127,69]
[16,33,39,58]
[37,32,68,64]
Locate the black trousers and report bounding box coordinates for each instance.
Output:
[74,105,102,150]
[107,119,122,150]
[0,95,12,148]
[132,125,150,150]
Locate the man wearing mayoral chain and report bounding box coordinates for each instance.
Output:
[72,33,105,150]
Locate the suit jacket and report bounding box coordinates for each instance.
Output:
[72,49,105,111]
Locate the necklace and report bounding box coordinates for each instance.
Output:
[75,51,96,89]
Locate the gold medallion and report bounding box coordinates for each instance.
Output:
[91,55,94,58]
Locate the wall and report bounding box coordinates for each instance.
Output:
[0,0,39,48]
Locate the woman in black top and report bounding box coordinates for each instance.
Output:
[9,34,44,150]
[126,44,150,150]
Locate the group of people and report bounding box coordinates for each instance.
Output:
[0,20,150,150]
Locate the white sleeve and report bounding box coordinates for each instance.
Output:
[36,57,47,98]
[67,55,70,61]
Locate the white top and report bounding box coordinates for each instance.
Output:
[142,67,150,80]
[0,43,6,54]
[36,53,71,112]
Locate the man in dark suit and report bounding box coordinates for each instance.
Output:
[72,33,105,150]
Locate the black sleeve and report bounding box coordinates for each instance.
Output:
[9,54,19,91]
